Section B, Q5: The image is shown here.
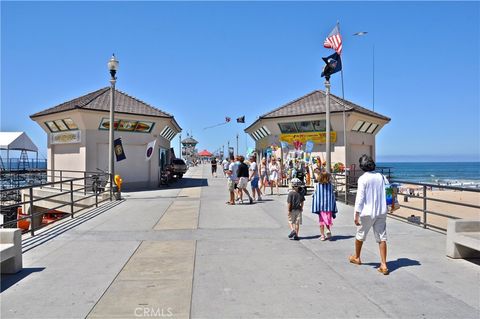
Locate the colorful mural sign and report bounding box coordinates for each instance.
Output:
[50,131,81,144]
[279,132,336,144]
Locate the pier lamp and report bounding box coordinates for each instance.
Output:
[108,54,119,199]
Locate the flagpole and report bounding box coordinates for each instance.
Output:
[337,21,348,203]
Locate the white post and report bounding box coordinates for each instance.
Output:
[325,80,331,173]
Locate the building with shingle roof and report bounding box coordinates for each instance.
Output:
[31,87,182,189]
[245,90,390,169]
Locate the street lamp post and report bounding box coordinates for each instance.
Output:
[107,54,119,200]
[353,31,375,111]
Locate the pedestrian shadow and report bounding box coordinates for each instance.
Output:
[364,258,421,273]
[1,267,45,292]
[298,235,321,240]
[329,235,354,241]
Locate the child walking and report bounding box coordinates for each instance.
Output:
[287,178,305,240]
[312,172,337,241]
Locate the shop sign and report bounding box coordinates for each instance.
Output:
[279,132,336,144]
[50,131,81,144]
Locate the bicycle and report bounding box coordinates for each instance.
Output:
[91,168,108,194]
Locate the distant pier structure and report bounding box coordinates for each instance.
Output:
[0,132,40,172]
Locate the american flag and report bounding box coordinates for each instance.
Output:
[323,24,342,55]
[225,117,231,122]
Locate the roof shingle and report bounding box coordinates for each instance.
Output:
[259,90,390,121]
[30,87,174,119]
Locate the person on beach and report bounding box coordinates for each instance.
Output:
[226,156,239,205]
[259,157,269,194]
[349,154,389,275]
[249,155,262,201]
[237,156,253,204]
[269,157,280,195]
[312,171,337,241]
[287,178,305,240]
[211,157,218,178]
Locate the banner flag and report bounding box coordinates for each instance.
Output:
[306,140,314,153]
[323,23,343,55]
[236,116,245,123]
[321,52,342,78]
[145,140,156,161]
[114,138,126,162]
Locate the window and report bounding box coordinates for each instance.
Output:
[312,120,327,131]
[99,118,154,133]
[296,121,314,132]
[367,123,378,134]
[278,122,297,133]
[359,122,371,132]
[351,120,364,131]
[63,118,78,130]
[352,120,378,134]
[45,118,78,132]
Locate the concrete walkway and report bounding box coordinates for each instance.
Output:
[1,164,479,319]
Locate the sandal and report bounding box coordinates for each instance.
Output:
[320,236,326,241]
[377,267,389,275]
[349,255,361,265]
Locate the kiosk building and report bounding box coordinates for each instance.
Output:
[245,90,390,168]
[30,87,181,189]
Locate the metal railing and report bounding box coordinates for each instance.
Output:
[330,171,480,232]
[0,172,111,236]
[387,180,480,231]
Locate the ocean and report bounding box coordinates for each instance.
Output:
[377,162,480,188]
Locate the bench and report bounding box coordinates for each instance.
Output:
[0,228,23,273]
[446,220,480,259]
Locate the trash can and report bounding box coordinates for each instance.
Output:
[404,195,408,202]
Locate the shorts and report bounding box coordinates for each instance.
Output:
[228,179,236,192]
[251,177,259,189]
[356,214,387,243]
[212,166,217,173]
[319,211,333,226]
[238,177,248,189]
[288,209,302,225]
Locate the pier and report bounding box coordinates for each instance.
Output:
[1,164,479,318]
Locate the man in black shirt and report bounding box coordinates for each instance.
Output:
[237,156,253,204]
[211,157,217,177]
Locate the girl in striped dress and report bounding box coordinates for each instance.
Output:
[312,171,337,241]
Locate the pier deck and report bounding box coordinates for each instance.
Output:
[1,165,478,318]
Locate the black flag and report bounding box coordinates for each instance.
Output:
[236,116,245,123]
[114,138,126,161]
[321,52,342,78]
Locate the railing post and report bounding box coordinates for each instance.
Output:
[60,170,63,191]
[29,187,34,237]
[70,180,74,218]
[110,173,113,201]
[423,185,427,229]
[84,172,87,195]
[95,188,98,208]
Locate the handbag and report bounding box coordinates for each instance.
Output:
[382,175,400,212]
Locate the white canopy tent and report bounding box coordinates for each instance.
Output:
[0,132,38,170]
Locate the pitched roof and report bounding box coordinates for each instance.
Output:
[30,87,174,119]
[246,90,390,130]
[181,137,198,145]
[0,132,38,152]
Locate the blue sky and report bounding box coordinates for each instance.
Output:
[1,1,479,162]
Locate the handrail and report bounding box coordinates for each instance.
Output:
[1,172,112,236]
[330,174,479,232]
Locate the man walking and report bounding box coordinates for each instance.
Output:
[249,155,262,201]
[349,155,389,275]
